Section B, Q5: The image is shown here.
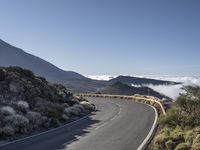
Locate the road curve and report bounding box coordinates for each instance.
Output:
[0,97,156,150]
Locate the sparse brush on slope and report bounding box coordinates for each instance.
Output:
[150,86,200,150]
[0,66,94,140]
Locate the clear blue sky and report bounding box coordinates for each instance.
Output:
[0,0,200,76]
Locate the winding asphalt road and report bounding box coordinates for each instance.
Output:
[0,97,156,150]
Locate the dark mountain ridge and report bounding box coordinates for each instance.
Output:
[109,75,180,86]
[98,81,171,100]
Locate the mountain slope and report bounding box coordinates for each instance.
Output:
[109,75,179,86]
[0,39,86,82]
[0,39,179,93]
[98,81,170,99]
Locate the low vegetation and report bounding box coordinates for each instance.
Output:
[150,86,200,150]
[0,67,95,140]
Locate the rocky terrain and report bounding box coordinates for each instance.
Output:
[0,66,95,140]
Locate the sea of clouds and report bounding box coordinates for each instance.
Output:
[87,75,200,99]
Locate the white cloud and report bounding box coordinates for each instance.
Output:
[87,75,200,99]
[142,76,200,86]
[146,84,184,99]
[135,76,200,99]
[86,75,117,81]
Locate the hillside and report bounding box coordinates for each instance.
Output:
[0,66,94,139]
[150,86,200,150]
[0,39,179,93]
[109,75,179,86]
[0,39,86,82]
[98,82,170,99]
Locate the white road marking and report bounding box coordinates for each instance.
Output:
[137,104,158,150]
[95,122,109,130]
[94,101,122,130]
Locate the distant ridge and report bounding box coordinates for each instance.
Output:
[0,39,86,82]
[109,75,179,86]
[98,81,170,99]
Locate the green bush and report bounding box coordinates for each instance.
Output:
[192,134,200,150]
[153,129,170,150]
[151,86,200,150]
[153,134,167,149]
[159,108,181,127]
[184,130,197,144]
[172,126,184,142]
[165,139,175,150]
[175,143,190,150]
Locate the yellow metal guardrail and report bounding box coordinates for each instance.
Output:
[76,94,166,116]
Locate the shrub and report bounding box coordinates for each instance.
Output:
[40,116,50,129]
[73,104,85,112]
[175,86,200,127]
[159,108,181,127]
[35,103,64,120]
[49,118,59,128]
[153,129,171,150]
[26,111,42,130]
[153,134,168,150]
[165,140,175,150]
[17,101,29,109]
[175,143,191,150]
[64,107,81,116]
[80,101,95,110]
[172,126,184,142]
[16,101,29,114]
[184,130,196,144]
[7,66,35,78]
[62,114,69,121]
[0,126,15,137]
[0,106,15,116]
[192,134,200,150]
[4,114,29,133]
[62,103,69,108]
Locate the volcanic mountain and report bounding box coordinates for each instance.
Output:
[0,39,179,94]
[0,39,86,82]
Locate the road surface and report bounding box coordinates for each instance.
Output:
[0,97,156,150]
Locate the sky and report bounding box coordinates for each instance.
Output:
[0,0,200,76]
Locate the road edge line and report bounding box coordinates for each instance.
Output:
[0,105,97,148]
[137,104,158,150]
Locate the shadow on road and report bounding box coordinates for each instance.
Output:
[0,110,101,150]
[54,110,100,150]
